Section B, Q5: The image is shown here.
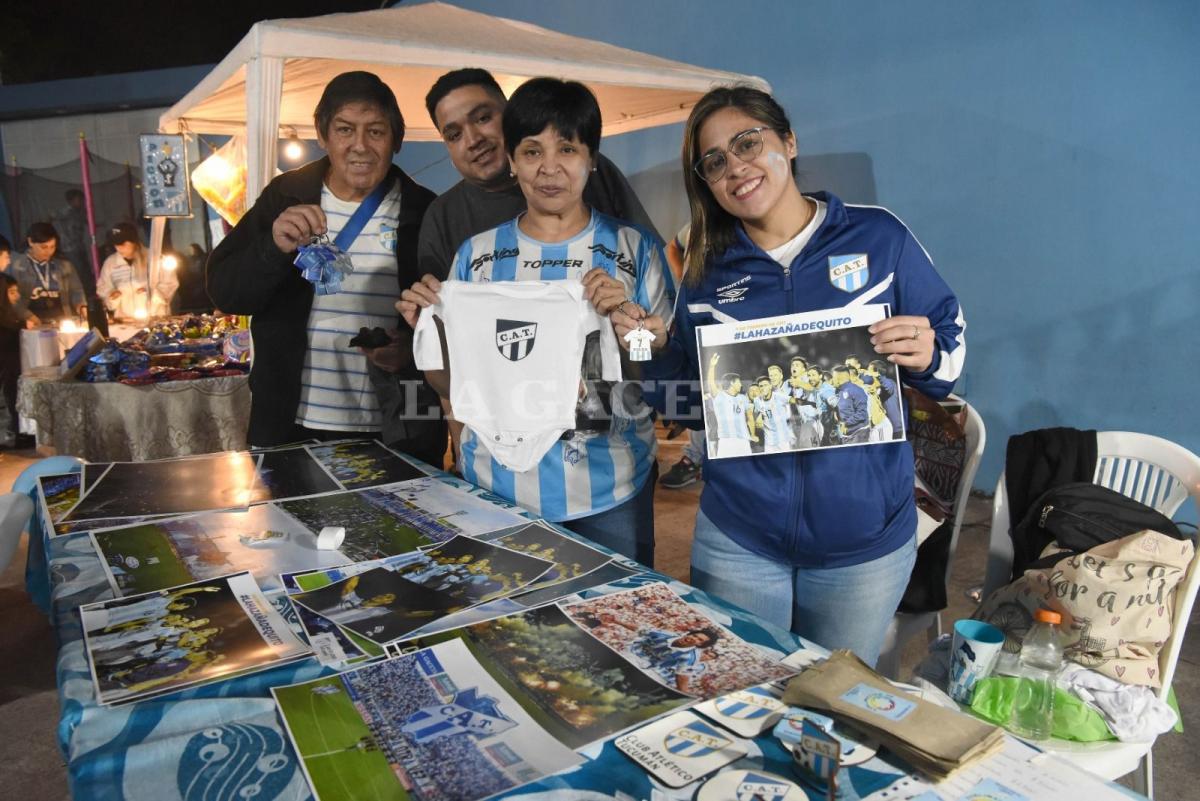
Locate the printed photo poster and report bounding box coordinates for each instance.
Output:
[390,535,554,605]
[276,491,441,561]
[289,565,466,645]
[365,477,529,540]
[83,462,112,493]
[695,304,905,459]
[272,638,583,801]
[306,440,426,489]
[454,603,693,749]
[80,572,309,706]
[90,503,355,596]
[562,582,795,699]
[62,452,263,521]
[249,445,341,502]
[509,560,640,608]
[481,521,612,593]
[38,473,81,527]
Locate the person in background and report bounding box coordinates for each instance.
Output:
[208,71,441,461]
[9,222,86,323]
[416,67,658,282]
[174,244,213,313]
[658,226,706,489]
[620,86,965,666]
[97,223,178,320]
[0,273,34,448]
[0,235,11,273]
[52,189,95,297]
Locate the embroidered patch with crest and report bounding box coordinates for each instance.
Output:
[828,254,869,293]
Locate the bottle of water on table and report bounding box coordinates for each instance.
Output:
[1008,608,1063,741]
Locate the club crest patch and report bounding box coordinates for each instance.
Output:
[379,223,397,252]
[737,772,795,801]
[400,687,516,743]
[496,320,537,361]
[828,253,869,293]
[714,687,779,719]
[664,720,730,757]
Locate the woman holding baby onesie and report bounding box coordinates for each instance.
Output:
[623,86,965,666]
[400,77,673,563]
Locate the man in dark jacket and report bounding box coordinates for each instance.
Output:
[207,72,444,464]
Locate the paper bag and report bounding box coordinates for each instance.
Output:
[783,650,1004,778]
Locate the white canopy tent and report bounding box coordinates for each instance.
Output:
[158,1,769,203]
[149,2,767,305]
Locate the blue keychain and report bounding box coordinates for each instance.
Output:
[293,179,390,295]
[295,234,354,295]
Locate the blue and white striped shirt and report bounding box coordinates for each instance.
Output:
[713,391,750,440]
[296,184,402,431]
[451,211,673,522]
[754,391,792,448]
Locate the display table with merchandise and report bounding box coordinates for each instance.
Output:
[17,367,249,461]
[30,450,1146,801]
[16,316,251,461]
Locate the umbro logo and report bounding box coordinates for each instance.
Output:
[716,275,751,304]
[495,319,537,361]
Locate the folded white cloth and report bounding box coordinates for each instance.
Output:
[1058,662,1177,742]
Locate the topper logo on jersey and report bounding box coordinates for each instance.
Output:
[664,721,730,757]
[828,253,869,293]
[496,319,537,361]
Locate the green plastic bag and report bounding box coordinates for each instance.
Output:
[969,677,1116,742]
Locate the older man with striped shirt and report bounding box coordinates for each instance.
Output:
[208,72,443,463]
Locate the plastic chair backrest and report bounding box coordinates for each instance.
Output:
[942,404,986,585]
[984,431,1200,697]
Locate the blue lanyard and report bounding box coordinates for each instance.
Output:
[333,178,391,251]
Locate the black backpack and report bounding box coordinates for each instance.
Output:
[1011,482,1189,578]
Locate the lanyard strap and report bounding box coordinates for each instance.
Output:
[32,260,53,290]
[333,178,391,251]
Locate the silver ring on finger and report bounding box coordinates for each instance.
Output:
[911,324,920,340]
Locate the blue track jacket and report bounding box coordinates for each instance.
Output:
[645,192,965,568]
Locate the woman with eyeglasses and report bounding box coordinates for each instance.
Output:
[615,86,965,666]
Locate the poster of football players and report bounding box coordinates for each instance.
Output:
[695,304,905,459]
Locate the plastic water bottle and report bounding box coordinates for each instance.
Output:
[1008,608,1063,741]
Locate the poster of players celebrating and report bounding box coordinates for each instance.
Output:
[695,304,905,459]
[80,572,309,706]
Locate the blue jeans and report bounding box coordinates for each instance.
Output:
[690,509,917,667]
[563,463,657,567]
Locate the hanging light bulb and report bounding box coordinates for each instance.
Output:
[283,128,305,162]
[161,254,179,271]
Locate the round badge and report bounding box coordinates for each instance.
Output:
[697,769,805,801]
[777,709,879,766]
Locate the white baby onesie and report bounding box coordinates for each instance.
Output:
[413,280,621,472]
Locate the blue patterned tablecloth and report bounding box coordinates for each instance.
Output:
[31,469,997,801]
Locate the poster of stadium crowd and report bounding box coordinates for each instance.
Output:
[695,303,905,459]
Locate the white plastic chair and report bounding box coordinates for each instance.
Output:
[982,431,1200,798]
[0,492,35,574]
[877,403,986,679]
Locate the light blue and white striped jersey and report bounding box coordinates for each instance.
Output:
[296,184,402,431]
[753,391,792,448]
[713,391,750,440]
[450,211,673,522]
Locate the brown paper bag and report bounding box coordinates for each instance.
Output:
[783,650,1004,778]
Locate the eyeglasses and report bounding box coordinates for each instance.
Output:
[693,127,765,183]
